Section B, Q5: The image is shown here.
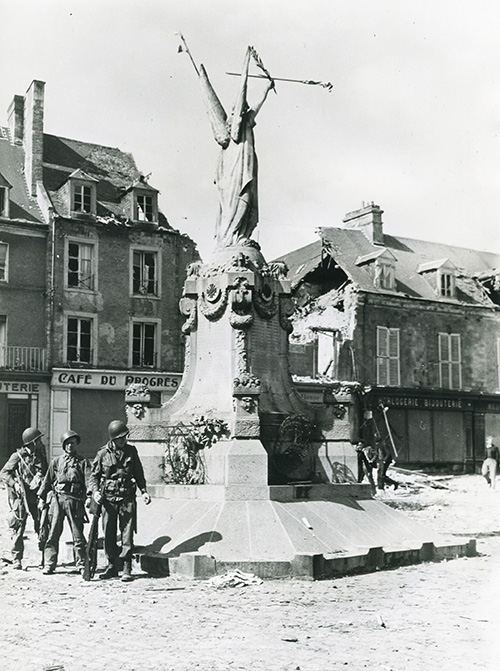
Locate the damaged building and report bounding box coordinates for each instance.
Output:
[278,202,500,472]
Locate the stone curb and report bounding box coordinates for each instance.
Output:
[136,538,477,580]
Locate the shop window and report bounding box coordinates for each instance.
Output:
[135,193,156,222]
[0,242,8,281]
[67,241,95,290]
[132,321,158,367]
[377,326,400,386]
[66,316,93,364]
[71,183,95,215]
[438,333,461,389]
[132,249,158,296]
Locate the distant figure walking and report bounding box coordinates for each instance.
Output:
[481,435,499,489]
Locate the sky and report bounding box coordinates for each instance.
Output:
[1,0,500,262]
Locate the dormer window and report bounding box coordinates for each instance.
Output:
[374,259,395,290]
[72,183,92,213]
[0,187,8,217]
[135,193,154,222]
[355,247,397,291]
[122,176,159,224]
[67,170,98,217]
[438,269,455,297]
[417,258,456,299]
[0,172,12,218]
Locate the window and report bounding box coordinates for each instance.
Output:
[135,194,154,222]
[0,187,8,217]
[132,250,158,295]
[438,271,455,298]
[0,242,8,281]
[72,184,93,214]
[374,260,395,290]
[66,317,92,364]
[438,333,461,389]
[376,326,400,386]
[132,322,157,367]
[67,241,95,290]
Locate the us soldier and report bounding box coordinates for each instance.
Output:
[89,420,151,582]
[0,427,48,569]
[38,430,88,575]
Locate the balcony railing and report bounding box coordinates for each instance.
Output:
[0,346,48,372]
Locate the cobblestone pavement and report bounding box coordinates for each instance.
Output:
[0,475,498,671]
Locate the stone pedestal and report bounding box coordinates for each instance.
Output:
[127,242,314,486]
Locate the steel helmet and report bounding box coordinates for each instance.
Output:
[22,427,43,446]
[61,430,81,448]
[108,419,129,441]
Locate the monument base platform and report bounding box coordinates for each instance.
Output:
[134,484,475,580]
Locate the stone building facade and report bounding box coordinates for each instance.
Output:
[279,203,500,471]
[0,80,197,463]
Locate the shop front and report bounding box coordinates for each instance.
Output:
[50,368,181,459]
[368,388,476,472]
[0,375,50,467]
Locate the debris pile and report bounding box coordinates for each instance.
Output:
[207,569,263,589]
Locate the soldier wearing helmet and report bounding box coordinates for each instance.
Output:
[0,426,48,570]
[89,419,151,582]
[37,429,89,574]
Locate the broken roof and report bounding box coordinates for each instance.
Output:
[0,127,44,224]
[275,227,500,306]
[42,133,170,227]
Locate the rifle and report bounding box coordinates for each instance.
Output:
[38,498,50,568]
[82,483,105,581]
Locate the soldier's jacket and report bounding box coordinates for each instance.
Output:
[89,442,147,503]
[38,453,88,501]
[0,445,48,492]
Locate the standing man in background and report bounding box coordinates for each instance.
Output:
[0,427,48,569]
[481,435,499,489]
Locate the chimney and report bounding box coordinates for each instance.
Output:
[23,80,45,197]
[343,201,384,245]
[7,95,24,144]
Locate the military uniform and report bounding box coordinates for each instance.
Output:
[38,452,88,571]
[0,443,48,563]
[89,440,147,572]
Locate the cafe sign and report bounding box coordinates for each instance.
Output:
[52,368,180,391]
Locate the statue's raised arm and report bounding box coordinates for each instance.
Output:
[198,47,274,249]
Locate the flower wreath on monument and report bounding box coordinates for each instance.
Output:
[161,416,229,485]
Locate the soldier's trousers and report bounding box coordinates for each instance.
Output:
[101,498,135,566]
[8,488,39,561]
[44,495,86,569]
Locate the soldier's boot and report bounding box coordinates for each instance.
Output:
[43,565,55,575]
[99,563,119,580]
[12,559,22,570]
[121,559,133,583]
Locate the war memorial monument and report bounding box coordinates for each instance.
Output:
[126,46,474,579]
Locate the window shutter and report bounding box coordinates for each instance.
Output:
[377,356,387,386]
[438,333,449,362]
[450,334,460,363]
[377,326,388,357]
